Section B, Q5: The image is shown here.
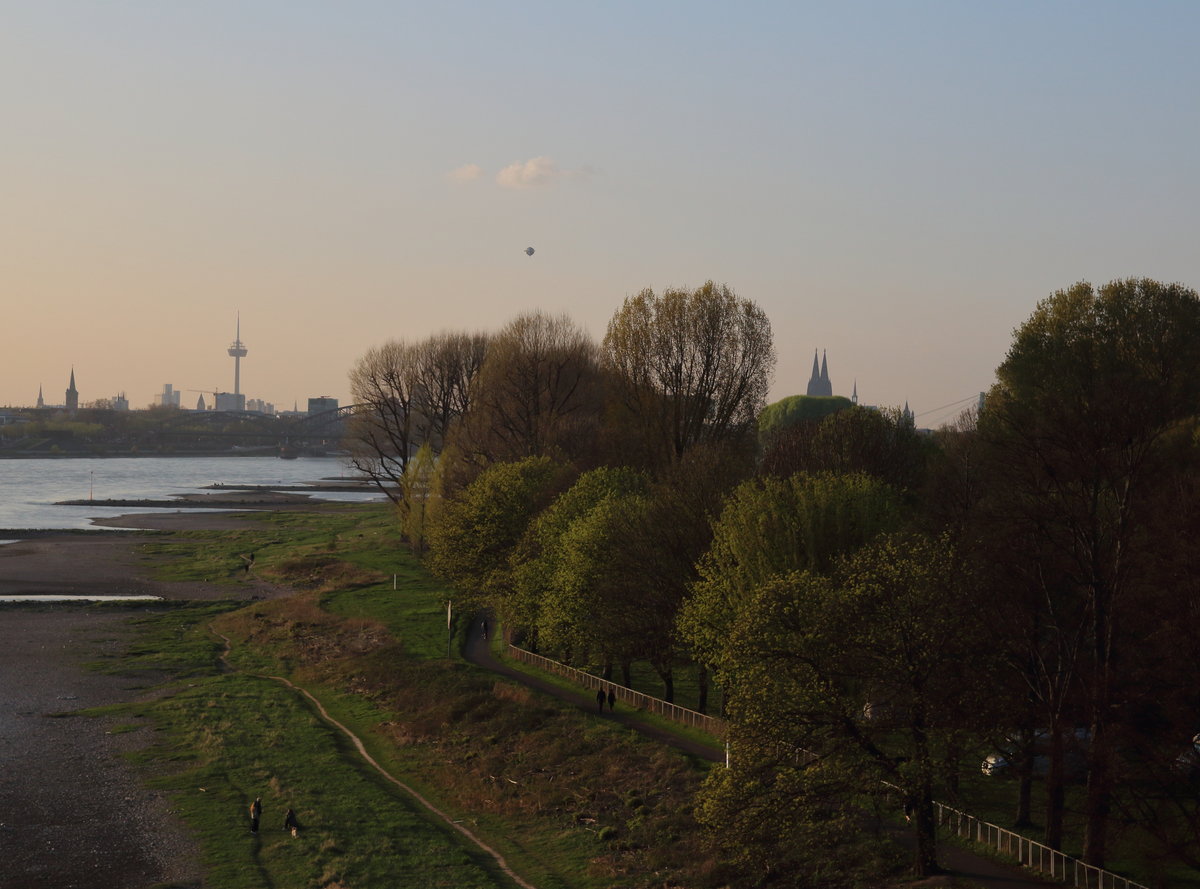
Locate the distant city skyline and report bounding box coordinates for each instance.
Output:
[3,3,1198,429]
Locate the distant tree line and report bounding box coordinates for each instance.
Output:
[346,277,1200,885]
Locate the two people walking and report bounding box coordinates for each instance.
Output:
[249,797,300,836]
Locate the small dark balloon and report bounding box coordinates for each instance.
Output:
[525,247,535,256]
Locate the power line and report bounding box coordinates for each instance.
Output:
[912,393,979,417]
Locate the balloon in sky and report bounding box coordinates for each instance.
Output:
[525,247,535,256]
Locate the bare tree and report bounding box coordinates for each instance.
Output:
[413,331,489,449]
[347,340,422,503]
[347,331,489,503]
[603,280,774,467]
[447,311,604,482]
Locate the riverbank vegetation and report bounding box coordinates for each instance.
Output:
[88,276,1200,888]
[98,505,726,889]
[345,277,1200,885]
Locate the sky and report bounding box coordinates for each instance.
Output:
[3,1,1198,427]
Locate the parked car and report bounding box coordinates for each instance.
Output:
[981,728,1088,779]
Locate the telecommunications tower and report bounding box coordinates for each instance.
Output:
[228,314,248,397]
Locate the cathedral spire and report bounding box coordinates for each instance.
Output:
[852,379,858,405]
[806,349,833,397]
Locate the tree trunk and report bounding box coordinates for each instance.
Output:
[913,792,938,877]
[1083,572,1115,867]
[1083,723,1112,866]
[621,660,632,688]
[654,664,675,703]
[1043,722,1066,850]
[1014,707,1036,827]
[697,665,709,714]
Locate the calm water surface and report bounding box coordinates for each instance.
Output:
[0,456,378,531]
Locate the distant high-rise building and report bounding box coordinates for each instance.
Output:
[307,396,339,415]
[111,392,129,411]
[805,350,833,397]
[65,368,79,411]
[158,384,182,408]
[215,392,246,412]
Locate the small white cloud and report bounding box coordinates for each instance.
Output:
[496,156,562,189]
[447,163,484,182]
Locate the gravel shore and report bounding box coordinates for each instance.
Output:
[0,511,274,889]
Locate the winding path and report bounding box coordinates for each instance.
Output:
[212,629,537,889]
[215,610,1055,889]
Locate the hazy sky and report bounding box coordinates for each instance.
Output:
[4,2,1197,426]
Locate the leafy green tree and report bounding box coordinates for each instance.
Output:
[980,278,1200,865]
[696,735,900,888]
[511,466,649,661]
[715,533,994,877]
[425,456,572,623]
[679,471,904,684]
[757,394,852,443]
[603,281,775,468]
[397,442,437,554]
[761,405,930,492]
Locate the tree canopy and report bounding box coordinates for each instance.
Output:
[603,281,775,467]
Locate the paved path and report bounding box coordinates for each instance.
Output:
[463,618,724,763]
[462,615,1055,889]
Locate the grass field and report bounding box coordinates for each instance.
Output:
[93,505,712,889]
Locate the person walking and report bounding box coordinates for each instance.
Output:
[607,689,616,711]
[284,807,299,836]
[596,689,606,712]
[249,797,262,833]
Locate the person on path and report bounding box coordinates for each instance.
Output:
[607,689,616,711]
[249,797,262,833]
[481,619,488,640]
[596,689,606,712]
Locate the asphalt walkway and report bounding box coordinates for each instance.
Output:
[462,615,1055,889]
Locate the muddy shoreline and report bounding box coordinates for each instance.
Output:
[0,509,284,888]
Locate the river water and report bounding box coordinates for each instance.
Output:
[0,455,379,533]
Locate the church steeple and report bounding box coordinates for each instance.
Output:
[65,367,78,411]
[852,379,858,405]
[806,349,833,397]
[36,385,44,409]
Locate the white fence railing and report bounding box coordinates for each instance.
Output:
[504,642,1151,889]
[505,644,725,736]
[935,803,1149,889]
